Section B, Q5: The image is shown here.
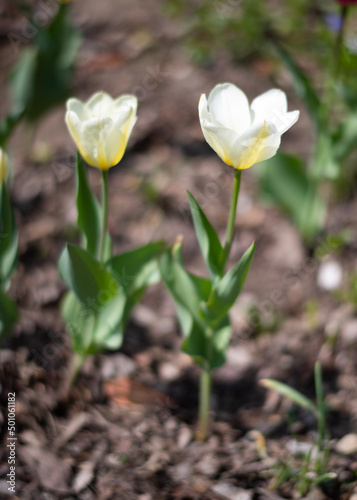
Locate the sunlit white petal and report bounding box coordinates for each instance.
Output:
[86,92,114,115]
[200,120,240,166]
[229,120,281,169]
[198,83,299,170]
[65,91,138,170]
[207,83,251,135]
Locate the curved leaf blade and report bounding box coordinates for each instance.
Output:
[76,153,101,257]
[202,242,255,323]
[58,243,117,306]
[187,191,223,279]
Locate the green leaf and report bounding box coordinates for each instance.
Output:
[336,82,357,112]
[120,286,146,328]
[187,191,223,280]
[159,241,212,324]
[0,108,25,148]
[90,291,127,350]
[260,378,318,416]
[160,240,231,371]
[58,243,117,305]
[257,151,325,240]
[332,114,357,163]
[76,153,101,256]
[314,133,339,180]
[10,3,81,122]
[0,183,18,287]
[0,289,18,341]
[181,314,231,371]
[59,240,163,356]
[62,291,91,353]
[258,152,308,221]
[201,242,255,323]
[62,289,127,355]
[274,42,321,129]
[108,241,165,293]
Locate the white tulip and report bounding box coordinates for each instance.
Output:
[0,148,8,185]
[65,91,138,170]
[199,83,299,170]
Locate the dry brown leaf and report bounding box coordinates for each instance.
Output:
[104,376,175,407]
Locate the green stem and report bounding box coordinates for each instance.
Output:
[315,361,325,471]
[99,170,109,262]
[196,368,211,442]
[65,351,84,394]
[323,5,348,126]
[220,169,241,273]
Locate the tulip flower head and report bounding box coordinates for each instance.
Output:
[65,92,138,170]
[0,148,8,185]
[199,83,299,170]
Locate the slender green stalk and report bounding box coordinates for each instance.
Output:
[220,169,241,273]
[315,361,325,472]
[196,368,211,441]
[65,351,84,393]
[99,169,109,262]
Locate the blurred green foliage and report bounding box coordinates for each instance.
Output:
[10,1,81,123]
[0,181,19,340]
[163,0,352,64]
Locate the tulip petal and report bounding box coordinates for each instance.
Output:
[198,94,211,123]
[86,92,114,116]
[251,89,288,115]
[105,105,137,167]
[277,110,300,134]
[207,83,251,135]
[82,117,114,169]
[65,91,138,170]
[251,89,299,134]
[112,95,138,114]
[66,110,91,163]
[200,120,240,166]
[229,120,281,169]
[66,98,89,121]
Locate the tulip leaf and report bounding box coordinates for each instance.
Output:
[159,242,212,325]
[0,289,18,341]
[58,243,117,306]
[201,242,255,323]
[108,241,165,294]
[332,114,357,163]
[258,152,325,241]
[274,42,322,130]
[76,153,101,257]
[10,3,81,122]
[180,313,231,371]
[0,182,18,288]
[314,133,339,180]
[0,107,25,148]
[187,191,223,280]
[160,240,231,371]
[260,378,318,416]
[59,242,160,355]
[90,291,127,351]
[62,289,127,355]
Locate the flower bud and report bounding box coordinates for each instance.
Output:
[65,91,138,170]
